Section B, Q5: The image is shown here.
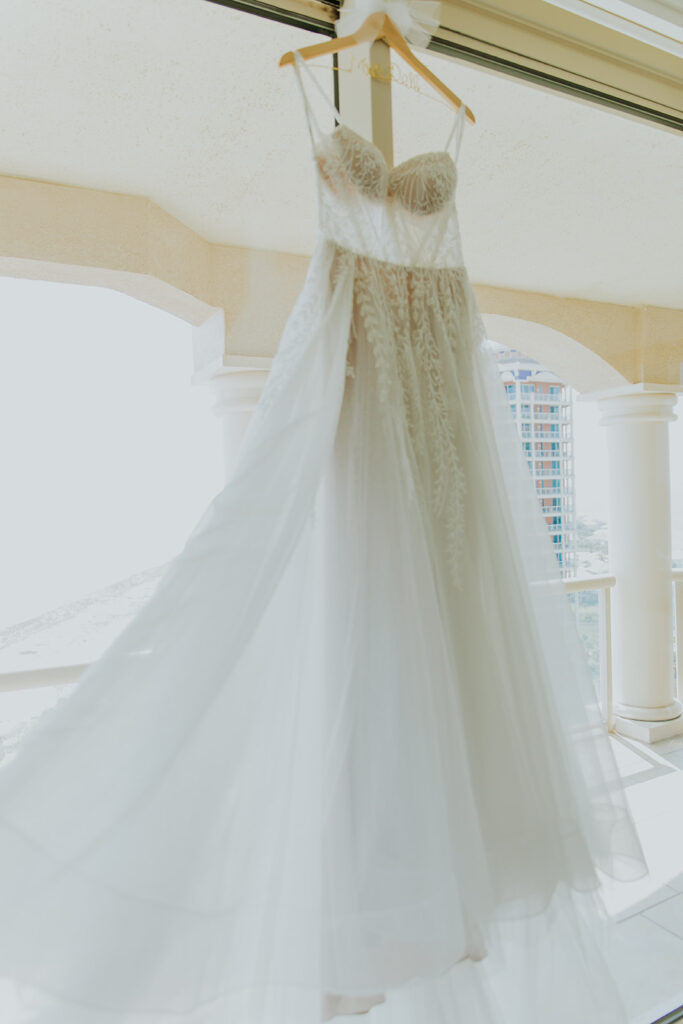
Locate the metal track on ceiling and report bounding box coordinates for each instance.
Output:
[205,0,337,35]
[205,0,683,131]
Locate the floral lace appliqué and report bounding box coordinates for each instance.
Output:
[352,251,470,590]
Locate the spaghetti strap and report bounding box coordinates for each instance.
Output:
[443,101,467,164]
[291,51,342,146]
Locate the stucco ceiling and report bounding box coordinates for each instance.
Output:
[1,0,682,307]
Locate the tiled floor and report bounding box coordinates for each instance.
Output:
[601,733,683,1023]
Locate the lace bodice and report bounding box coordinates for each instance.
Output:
[315,124,457,216]
[293,53,467,268]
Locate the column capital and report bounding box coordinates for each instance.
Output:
[191,353,272,386]
[583,379,682,401]
[584,382,683,398]
[206,365,271,418]
[593,387,679,426]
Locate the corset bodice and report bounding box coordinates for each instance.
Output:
[293,53,468,269]
[316,124,458,215]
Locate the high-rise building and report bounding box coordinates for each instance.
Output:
[495,347,577,577]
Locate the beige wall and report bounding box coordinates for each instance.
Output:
[2,173,681,392]
[476,284,683,390]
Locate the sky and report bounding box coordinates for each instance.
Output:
[0,276,682,631]
[0,278,223,630]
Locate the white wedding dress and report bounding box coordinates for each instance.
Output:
[0,52,649,1024]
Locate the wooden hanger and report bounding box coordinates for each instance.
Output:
[279,11,475,125]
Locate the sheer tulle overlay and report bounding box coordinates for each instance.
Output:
[0,53,647,1023]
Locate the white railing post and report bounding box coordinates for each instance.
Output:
[564,574,616,729]
[674,571,683,695]
[599,584,615,732]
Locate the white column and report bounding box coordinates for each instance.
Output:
[596,386,682,742]
[209,367,270,482]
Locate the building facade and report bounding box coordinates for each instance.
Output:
[496,346,577,577]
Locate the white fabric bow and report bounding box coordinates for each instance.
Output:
[336,0,441,49]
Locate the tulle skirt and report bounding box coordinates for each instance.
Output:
[0,237,647,1022]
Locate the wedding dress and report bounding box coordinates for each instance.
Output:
[0,50,649,1024]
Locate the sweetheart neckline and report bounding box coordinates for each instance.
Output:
[315,123,458,180]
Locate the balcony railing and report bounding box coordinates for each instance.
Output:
[564,574,616,729]
[1,574,681,741]
[564,570,682,731]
